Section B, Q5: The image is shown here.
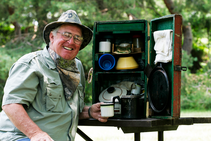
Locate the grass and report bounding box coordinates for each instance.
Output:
[75,110,211,141]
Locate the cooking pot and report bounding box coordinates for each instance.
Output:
[113,94,144,119]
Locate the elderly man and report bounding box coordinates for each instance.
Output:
[0,10,108,141]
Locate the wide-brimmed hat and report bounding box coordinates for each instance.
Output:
[43,10,93,50]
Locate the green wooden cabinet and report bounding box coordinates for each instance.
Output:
[91,14,183,119]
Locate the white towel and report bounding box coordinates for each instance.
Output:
[153,29,173,64]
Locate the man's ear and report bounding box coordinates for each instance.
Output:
[49,32,54,42]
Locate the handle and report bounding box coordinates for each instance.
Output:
[87,67,93,84]
[113,96,121,104]
[174,65,187,71]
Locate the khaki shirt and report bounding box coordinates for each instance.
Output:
[0,47,85,141]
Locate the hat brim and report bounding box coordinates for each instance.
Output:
[43,21,93,50]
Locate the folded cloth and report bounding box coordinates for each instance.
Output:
[153,29,173,64]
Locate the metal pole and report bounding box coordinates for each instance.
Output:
[158,131,164,141]
[77,128,93,141]
[134,133,140,141]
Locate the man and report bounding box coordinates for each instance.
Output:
[0,10,108,141]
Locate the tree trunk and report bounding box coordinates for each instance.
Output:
[12,21,21,37]
[96,0,108,13]
[163,0,193,54]
[163,0,177,14]
[182,24,193,54]
[7,6,21,38]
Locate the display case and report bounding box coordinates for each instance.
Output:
[91,14,183,119]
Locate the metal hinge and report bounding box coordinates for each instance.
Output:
[174,65,187,71]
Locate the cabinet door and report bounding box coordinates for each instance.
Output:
[148,14,182,118]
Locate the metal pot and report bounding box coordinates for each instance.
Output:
[113,94,144,119]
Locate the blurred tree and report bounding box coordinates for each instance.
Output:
[7,6,21,38]
[1,0,209,51]
[164,0,211,54]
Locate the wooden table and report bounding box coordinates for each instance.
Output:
[77,117,211,141]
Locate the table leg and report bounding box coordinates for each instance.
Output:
[134,133,140,141]
[77,128,93,141]
[158,131,163,141]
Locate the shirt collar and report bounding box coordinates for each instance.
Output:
[42,46,57,69]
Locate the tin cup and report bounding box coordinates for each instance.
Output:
[98,54,115,71]
[100,103,114,117]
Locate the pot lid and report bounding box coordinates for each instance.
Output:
[99,86,127,102]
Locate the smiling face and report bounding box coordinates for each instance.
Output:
[49,24,82,60]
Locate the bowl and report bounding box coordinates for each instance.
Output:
[116,56,139,70]
[98,54,116,71]
[119,43,130,48]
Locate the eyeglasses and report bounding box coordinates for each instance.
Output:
[57,31,83,45]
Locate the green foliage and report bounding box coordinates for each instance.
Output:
[181,50,211,110]
[182,50,198,68]
[0,34,44,111]
[189,37,211,73]
[181,71,211,110]
[0,51,17,110]
[0,22,14,45]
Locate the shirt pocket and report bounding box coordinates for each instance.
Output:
[46,79,63,112]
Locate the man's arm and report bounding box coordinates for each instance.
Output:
[79,103,108,122]
[2,103,54,141]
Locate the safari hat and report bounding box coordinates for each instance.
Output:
[43,10,93,50]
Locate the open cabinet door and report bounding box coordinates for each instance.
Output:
[147,14,182,119]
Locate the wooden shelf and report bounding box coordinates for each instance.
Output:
[95,71,144,74]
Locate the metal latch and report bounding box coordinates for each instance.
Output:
[174,65,187,71]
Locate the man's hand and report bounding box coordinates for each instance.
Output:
[89,103,109,122]
[30,131,54,141]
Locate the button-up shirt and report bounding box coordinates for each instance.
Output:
[0,47,85,141]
